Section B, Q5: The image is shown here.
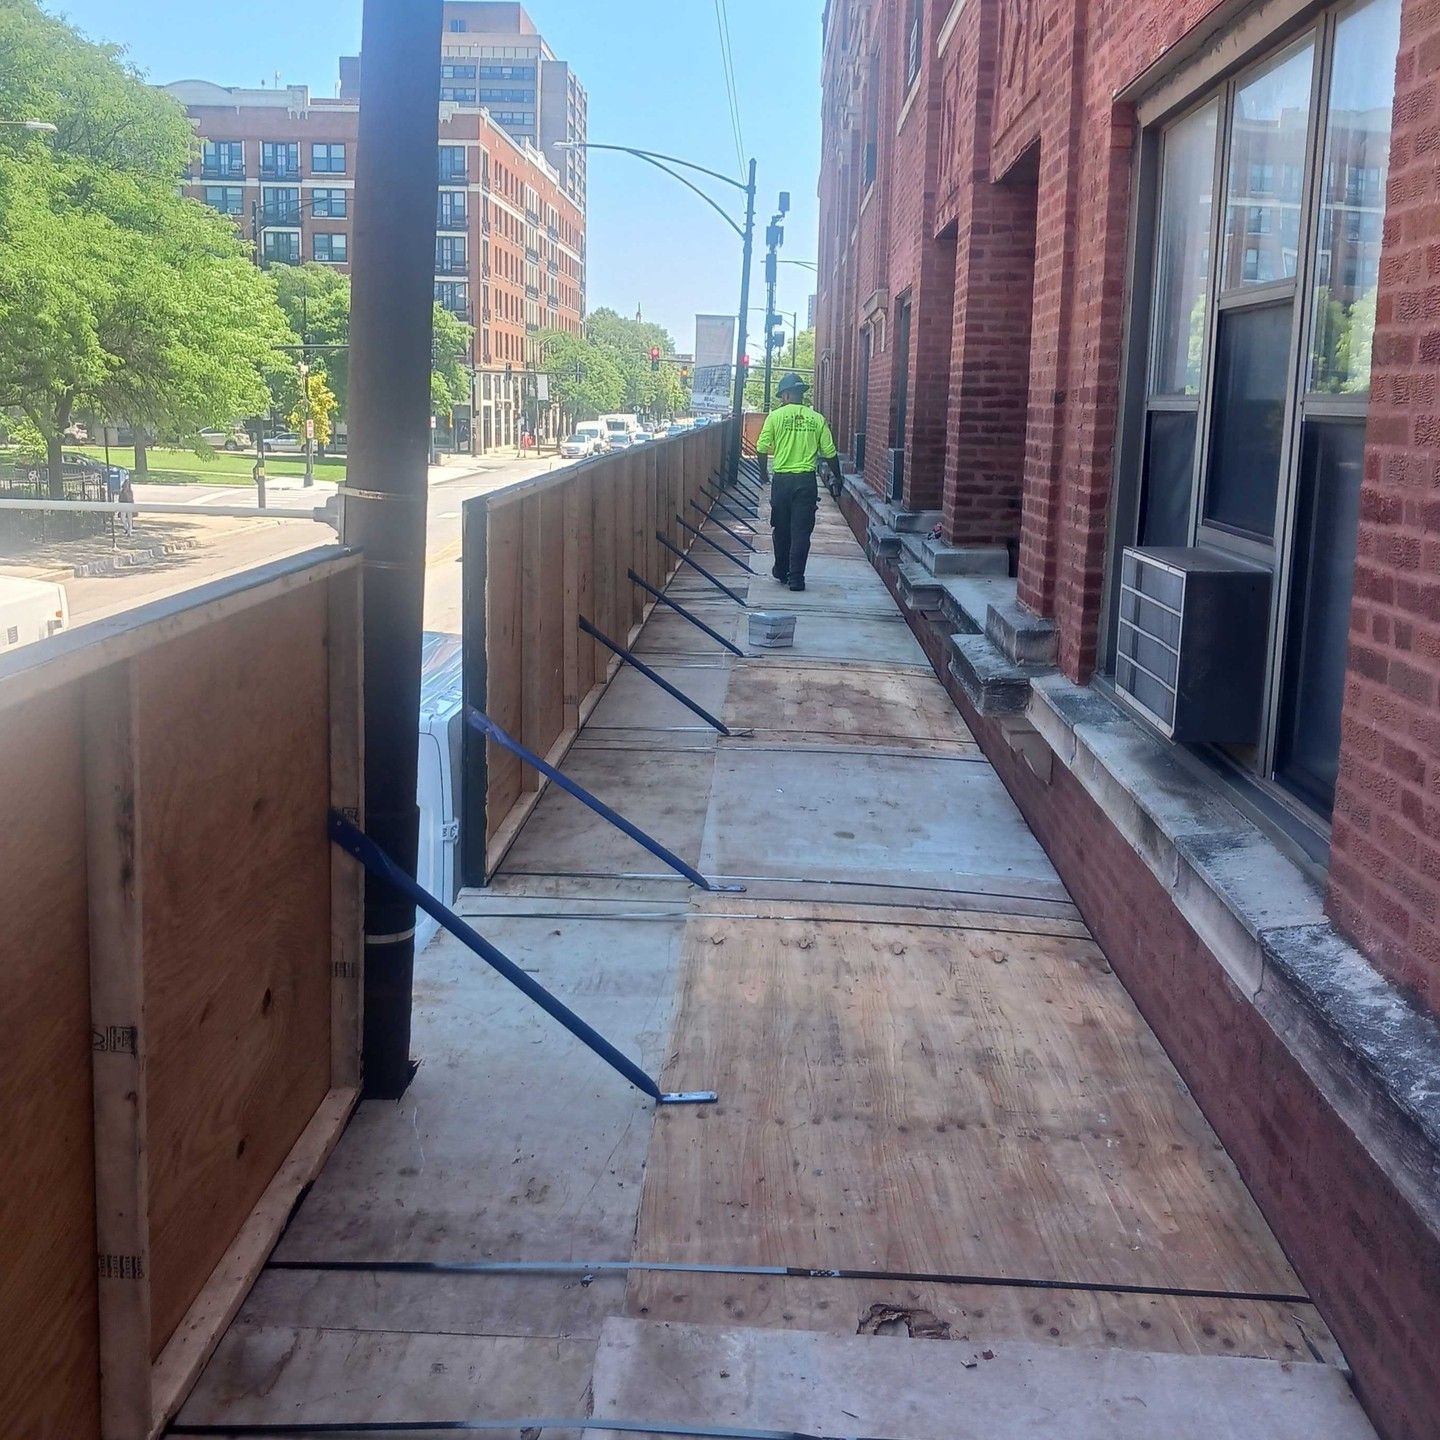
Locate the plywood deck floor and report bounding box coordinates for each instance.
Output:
[174,485,1368,1439]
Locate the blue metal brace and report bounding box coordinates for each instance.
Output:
[465,707,744,893]
[689,499,757,553]
[656,532,747,604]
[329,812,717,1106]
[579,615,736,735]
[675,515,753,572]
[629,569,744,656]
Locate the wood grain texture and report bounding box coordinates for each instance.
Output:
[139,583,333,1358]
[637,915,1303,1296]
[327,569,363,1092]
[84,664,154,1439]
[483,498,524,838]
[724,662,979,750]
[0,685,101,1438]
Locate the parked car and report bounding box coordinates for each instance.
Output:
[199,426,249,451]
[17,451,126,491]
[264,432,305,454]
[0,576,69,651]
[560,433,594,460]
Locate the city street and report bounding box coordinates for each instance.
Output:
[8,450,569,637]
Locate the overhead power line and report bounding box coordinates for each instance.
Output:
[713,0,746,174]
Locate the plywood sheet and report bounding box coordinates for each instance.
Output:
[636,916,1302,1297]
[0,685,100,1437]
[698,748,1069,901]
[275,914,686,1263]
[140,583,333,1356]
[623,1270,1338,1366]
[499,745,718,877]
[724,661,976,750]
[591,1319,1376,1440]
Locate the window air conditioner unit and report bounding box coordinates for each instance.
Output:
[886,446,904,503]
[1115,547,1270,744]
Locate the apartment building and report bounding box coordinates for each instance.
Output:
[339,2,588,209]
[815,3,1440,1439]
[169,76,585,452]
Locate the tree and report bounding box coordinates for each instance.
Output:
[0,1,284,491]
[582,307,686,419]
[289,370,337,447]
[536,329,625,421]
[272,263,352,414]
[431,303,473,417]
[746,327,816,410]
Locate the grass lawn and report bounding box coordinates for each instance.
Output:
[62,445,347,486]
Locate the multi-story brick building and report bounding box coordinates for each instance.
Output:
[815,2,1440,1438]
[168,7,585,453]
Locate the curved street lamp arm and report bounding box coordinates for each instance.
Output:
[573,141,748,193]
[627,150,744,239]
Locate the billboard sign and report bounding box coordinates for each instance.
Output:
[692,313,736,415]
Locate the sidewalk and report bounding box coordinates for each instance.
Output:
[173,485,1376,1438]
[0,512,262,583]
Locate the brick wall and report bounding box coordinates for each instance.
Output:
[1327,0,1440,1012]
[838,486,1440,1440]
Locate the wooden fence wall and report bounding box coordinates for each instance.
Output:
[461,425,727,882]
[0,549,363,1440]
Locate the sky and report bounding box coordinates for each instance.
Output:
[50,0,824,357]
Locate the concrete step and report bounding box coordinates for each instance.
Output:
[950,632,1048,715]
[986,595,1059,665]
[923,534,1009,576]
[897,559,945,612]
[591,1318,1376,1440]
[867,519,902,561]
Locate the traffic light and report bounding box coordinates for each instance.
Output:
[740,354,751,369]
[679,366,690,383]
[649,346,661,373]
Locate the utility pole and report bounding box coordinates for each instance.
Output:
[727,157,757,493]
[344,0,443,1100]
[761,193,789,414]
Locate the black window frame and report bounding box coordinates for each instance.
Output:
[312,232,348,264]
[310,188,348,220]
[260,141,300,180]
[310,143,346,175]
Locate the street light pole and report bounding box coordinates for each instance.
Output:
[555,140,758,493]
[760,193,788,415]
[727,159,757,494]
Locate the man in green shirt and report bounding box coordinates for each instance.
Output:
[754,372,842,591]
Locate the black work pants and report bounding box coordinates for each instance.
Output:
[770,470,818,582]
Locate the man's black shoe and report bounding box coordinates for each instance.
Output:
[771,563,788,582]
[788,577,806,592]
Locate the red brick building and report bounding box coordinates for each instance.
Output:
[815,2,1440,1436]
[167,73,584,453]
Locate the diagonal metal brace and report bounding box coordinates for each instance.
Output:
[465,707,744,893]
[579,614,734,736]
[329,811,717,1105]
[675,515,752,571]
[699,482,758,531]
[629,569,744,656]
[657,532,747,604]
[689,498,757,552]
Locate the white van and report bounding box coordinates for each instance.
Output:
[573,421,607,455]
[600,414,641,444]
[0,575,70,652]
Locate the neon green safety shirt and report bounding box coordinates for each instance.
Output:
[755,404,838,474]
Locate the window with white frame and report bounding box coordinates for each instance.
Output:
[1111,0,1401,827]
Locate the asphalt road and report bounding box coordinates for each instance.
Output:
[58,452,566,636]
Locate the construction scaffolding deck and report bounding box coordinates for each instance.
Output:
[173,488,1377,1438]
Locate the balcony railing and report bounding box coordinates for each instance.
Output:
[435,258,469,275]
[547,259,559,275]
[525,284,540,299]
[437,210,469,231]
[439,169,470,185]
[525,208,539,224]
[525,246,540,262]
[260,210,303,228]
[200,163,246,180]
[547,293,559,308]
[260,163,301,181]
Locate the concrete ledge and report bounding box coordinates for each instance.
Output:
[865,520,901,561]
[950,633,1049,716]
[1028,669,1440,1238]
[896,560,945,612]
[889,505,942,534]
[923,535,1009,575]
[986,595,1058,665]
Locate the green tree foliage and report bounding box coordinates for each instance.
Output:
[746,327,816,411]
[581,308,687,418]
[536,329,625,420]
[0,1,285,491]
[288,370,337,447]
[431,303,474,415]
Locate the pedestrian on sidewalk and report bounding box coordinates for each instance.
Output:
[754,372,842,592]
[118,471,135,538]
